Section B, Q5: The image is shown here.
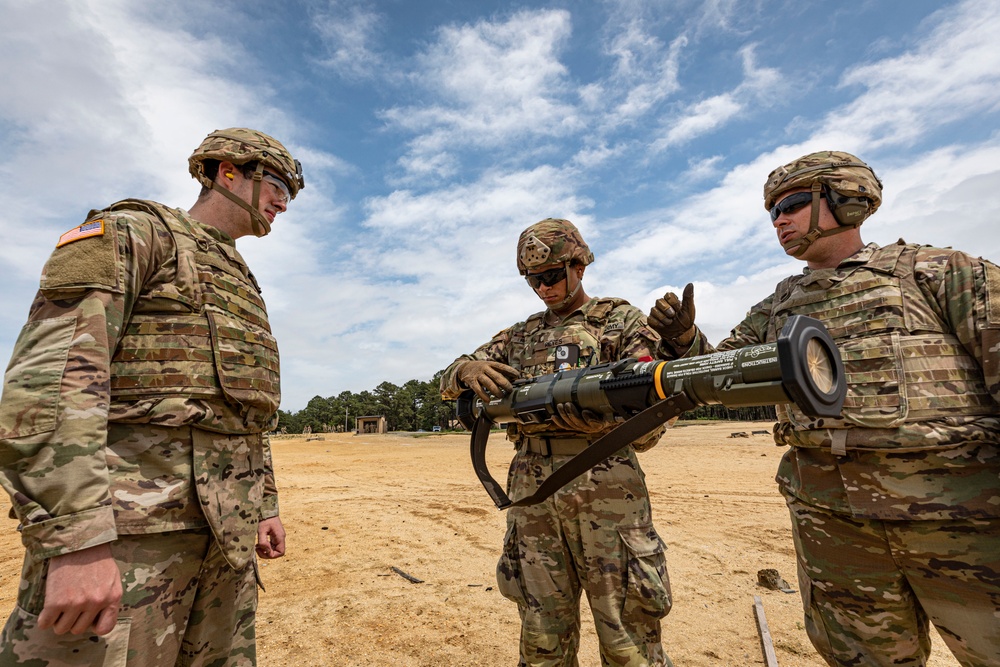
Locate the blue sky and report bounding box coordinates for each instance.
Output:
[2,0,999,410]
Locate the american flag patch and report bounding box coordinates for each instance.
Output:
[57,220,105,247]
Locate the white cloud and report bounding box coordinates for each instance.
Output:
[601,25,685,125]
[311,1,386,80]
[651,44,779,151]
[868,139,1000,262]
[655,94,743,150]
[824,1,1000,149]
[380,9,580,179]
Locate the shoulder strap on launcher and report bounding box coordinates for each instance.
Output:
[470,392,696,509]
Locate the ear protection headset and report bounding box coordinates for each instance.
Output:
[823,188,870,226]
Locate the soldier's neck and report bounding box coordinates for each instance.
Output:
[549,289,591,319]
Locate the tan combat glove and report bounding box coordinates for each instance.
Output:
[649,282,697,350]
[456,360,520,403]
[551,402,609,434]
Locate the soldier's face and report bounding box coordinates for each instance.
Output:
[526,262,583,306]
[770,187,838,257]
[233,169,289,227]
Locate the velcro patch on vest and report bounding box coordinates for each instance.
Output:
[985,260,1000,326]
[57,219,105,247]
[42,218,119,293]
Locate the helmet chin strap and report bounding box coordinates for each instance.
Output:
[780,183,858,257]
[210,163,272,237]
[550,262,582,312]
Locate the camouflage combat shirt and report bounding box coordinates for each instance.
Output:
[717,241,1000,520]
[0,202,280,561]
[441,297,667,449]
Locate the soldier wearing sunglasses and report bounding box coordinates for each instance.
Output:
[441,218,700,667]
[648,151,1000,667]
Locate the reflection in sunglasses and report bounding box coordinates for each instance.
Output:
[769,191,813,222]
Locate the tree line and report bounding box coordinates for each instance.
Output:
[276,372,455,434]
[275,370,778,434]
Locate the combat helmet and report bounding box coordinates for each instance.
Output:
[189,128,304,237]
[517,218,594,275]
[763,150,882,257]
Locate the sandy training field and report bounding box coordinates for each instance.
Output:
[0,421,962,666]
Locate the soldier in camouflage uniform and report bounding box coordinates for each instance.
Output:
[0,128,304,666]
[648,151,1000,667]
[441,219,689,667]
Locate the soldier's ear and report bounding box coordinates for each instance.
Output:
[217,161,239,189]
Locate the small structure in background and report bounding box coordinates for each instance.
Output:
[356,415,387,434]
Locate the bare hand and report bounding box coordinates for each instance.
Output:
[256,516,286,559]
[38,544,122,636]
[648,282,696,346]
[551,402,608,433]
[457,360,520,403]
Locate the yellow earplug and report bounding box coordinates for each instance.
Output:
[225,172,234,180]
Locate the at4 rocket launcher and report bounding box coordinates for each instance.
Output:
[457,315,845,510]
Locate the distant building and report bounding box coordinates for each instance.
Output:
[356,415,387,434]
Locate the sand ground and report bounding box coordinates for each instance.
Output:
[0,421,963,666]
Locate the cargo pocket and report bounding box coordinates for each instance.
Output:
[192,430,262,570]
[496,523,527,607]
[0,317,75,438]
[0,606,130,666]
[798,562,837,660]
[620,524,672,634]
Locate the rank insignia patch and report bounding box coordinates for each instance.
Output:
[57,219,105,247]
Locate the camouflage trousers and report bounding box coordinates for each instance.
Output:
[786,496,1000,667]
[0,528,258,667]
[498,446,673,667]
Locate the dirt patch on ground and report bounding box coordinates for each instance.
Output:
[0,421,962,666]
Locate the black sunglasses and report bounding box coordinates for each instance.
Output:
[525,266,567,289]
[769,191,814,222]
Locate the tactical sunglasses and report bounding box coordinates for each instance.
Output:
[525,266,567,289]
[262,170,292,204]
[769,191,813,222]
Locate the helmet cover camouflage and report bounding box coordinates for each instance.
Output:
[517,218,594,275]
[189,127,304,198]
[763,150,881,213]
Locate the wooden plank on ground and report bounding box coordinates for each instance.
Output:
[753,595,779,667]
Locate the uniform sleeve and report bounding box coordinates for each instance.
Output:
[439,327,515,400]
[259,432,280,519]
[933,251,1000,405]
[715,295,774,352]
[654,327,715,360]
[611,306,670,452]
[614,306,660,362]
[0,213,155,559]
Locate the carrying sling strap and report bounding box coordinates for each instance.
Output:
[471,392,696,510]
